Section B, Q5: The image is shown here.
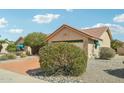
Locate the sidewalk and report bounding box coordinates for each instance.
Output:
[0,69,47,83]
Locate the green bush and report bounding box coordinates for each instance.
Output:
[16,51,27,58]
[39,43,87,76]
[6,43,16,52]
[0,53,16,60]
[0,55,8,60]
[99,47,116,60]
[6,53,16,59]
[16,51,22,56]
[20,53,27,58]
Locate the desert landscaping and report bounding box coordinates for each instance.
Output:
[0,10,124,83]
[0,24,124,83]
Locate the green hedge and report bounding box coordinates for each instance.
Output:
[39,42,87,76]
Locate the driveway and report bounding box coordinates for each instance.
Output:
[0,56,40,75]
[0,69,47,83]
[81,55,124,82]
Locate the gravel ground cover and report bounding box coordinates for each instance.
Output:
[28,55,124,83]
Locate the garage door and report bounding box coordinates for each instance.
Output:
[70,42,83,49]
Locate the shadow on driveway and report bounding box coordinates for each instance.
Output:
[26,68,42,76]
[104,68,124,78]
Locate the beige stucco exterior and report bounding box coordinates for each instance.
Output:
[99,31,111,48]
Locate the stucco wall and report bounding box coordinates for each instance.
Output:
[100,31,111,48]
[88,40,94,58]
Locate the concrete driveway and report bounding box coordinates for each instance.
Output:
[0,56,47,83]
[0,56,40,75]
[0,69,47,83]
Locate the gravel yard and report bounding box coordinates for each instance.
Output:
[28,55,124,83]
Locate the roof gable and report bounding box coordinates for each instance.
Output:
[46,24,102,41]
[81,26,112,40]
[15,37,24,44]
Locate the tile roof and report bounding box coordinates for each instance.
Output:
[46,24,112,41]
[81,26,109,39]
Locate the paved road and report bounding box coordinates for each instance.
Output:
[0,69,47,83]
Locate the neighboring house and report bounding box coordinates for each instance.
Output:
[16,37,32,55]
[46,24,112,58]
[15,37,25,50]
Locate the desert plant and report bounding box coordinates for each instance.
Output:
[6,43,16,52]
[6,53,16,59]
[39,42,87,76]
[99,47,115,60]
[0,55,8,60]
[0,53,16,60]
[16,51,22,56]
[20,53,27,58]
[24,32,47,55]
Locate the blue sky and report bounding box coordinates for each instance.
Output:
[0,9,124,41]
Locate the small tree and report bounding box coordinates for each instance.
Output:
[24,32,47,55]
[111,39,123,52]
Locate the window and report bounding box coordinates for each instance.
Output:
[94,40,100,49]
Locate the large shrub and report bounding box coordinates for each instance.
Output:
[24,32,47,55]
[99,47,116,60]
[6,43,16,52]
[39,43,87,76]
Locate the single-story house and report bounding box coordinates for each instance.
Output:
[46,24,112,58]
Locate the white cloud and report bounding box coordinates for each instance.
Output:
[65,9,73,12]
[32,13,60,24]
[9,28,24,33]
[81,23,124,34]
[0,17,8,28]
[113,13,124,22]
